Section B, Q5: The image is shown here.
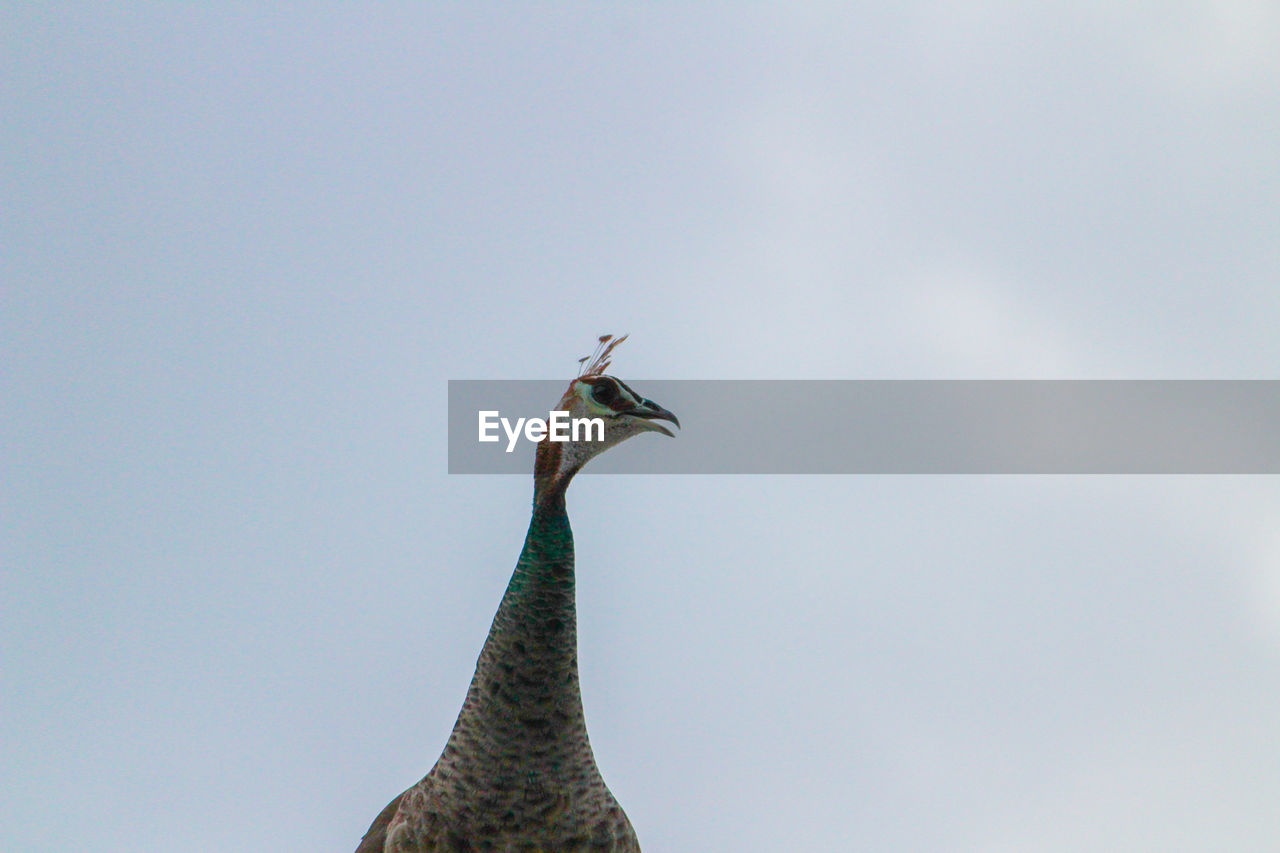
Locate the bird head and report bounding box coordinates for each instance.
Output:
[534,335,679,503]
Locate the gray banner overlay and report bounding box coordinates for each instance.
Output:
[448,380,1280,474]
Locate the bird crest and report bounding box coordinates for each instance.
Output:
[576,333,627,378]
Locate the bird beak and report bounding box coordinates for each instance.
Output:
[630,400,680,438]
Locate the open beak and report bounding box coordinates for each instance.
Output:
[630,400,680,438]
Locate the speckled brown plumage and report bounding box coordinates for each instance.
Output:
[356,352,675,853]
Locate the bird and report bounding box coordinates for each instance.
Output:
[356,335,678,853]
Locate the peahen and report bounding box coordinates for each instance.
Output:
[356,336,677,853]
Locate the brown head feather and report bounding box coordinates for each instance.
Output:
[576,333,628,378]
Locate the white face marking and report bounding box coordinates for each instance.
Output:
[576,376,642,417]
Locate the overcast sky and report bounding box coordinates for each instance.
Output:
[4,3,1280,851]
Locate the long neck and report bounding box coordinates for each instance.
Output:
[436,491,597,784]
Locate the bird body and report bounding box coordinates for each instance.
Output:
[357,337,674,853]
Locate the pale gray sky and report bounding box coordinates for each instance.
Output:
[4,4,1280,851]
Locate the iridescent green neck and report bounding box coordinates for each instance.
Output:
[432,493,599,787]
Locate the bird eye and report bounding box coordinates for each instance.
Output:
[591,381,618,405]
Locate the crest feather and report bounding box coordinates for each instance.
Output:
[576,333,628,378]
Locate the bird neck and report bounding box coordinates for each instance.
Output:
[532,434,592,506]
[437,492,599,783]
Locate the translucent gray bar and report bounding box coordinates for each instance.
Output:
[448,381,1280,474]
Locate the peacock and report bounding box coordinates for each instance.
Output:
[356,335,678,853]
